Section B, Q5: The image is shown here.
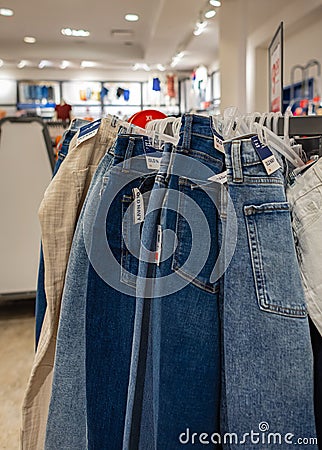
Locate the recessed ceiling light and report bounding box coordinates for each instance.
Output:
[209,0,221,6]
[60,60,70,69]
[0,8,14,16]
[24,36,36,44]
[17,60,27,69]
[157,64,166,72]
[81,60,96,68]
[193,21,208,36]
[61,28,90,37]
[38,60,50,69]
[125,14,139,22]
[205,9,216,19]
[0,59,3,67]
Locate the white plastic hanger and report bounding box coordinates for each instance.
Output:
[254,122,305,167]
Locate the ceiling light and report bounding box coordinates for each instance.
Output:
[61,28,90,37]
[125,14,139,22]
[0,8,13,16]
[132,63,150,71]
[17,60,27,69]
[81,60,96,68]
[193,21,208,36]
[157,64,166,72]
[60,60,70,69]
[24,36,36,44]
[205,9,216,19]
[38,60,49,69]
[209,0,221,6]
[0,59,3,67]
[171,51,185,68]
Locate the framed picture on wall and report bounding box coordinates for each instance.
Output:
[268,22,284,112]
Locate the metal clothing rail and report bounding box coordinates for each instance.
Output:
[275,116,322,136]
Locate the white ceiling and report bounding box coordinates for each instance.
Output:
[0,0,219,72]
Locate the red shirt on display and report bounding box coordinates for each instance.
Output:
[55,103,72,121]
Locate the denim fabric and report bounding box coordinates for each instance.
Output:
[35,118,89,348]
[124,143,175,450]
[85,135,162,449]
[222,138,316,448]
[45,150,114,449]
[309,318,322,449]
[128,114,225,449]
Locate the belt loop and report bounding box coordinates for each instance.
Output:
[181,114,193,150]
[231,141,243,183]
[122,137,135,171]
[99,117,111,144]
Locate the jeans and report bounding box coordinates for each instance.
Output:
[45,150,115,449]
[124,143,175,450]
[86,135,162,449]
[286,158,322,448]
[35,118,89,347]
[222,138,316,448]
[129,114,225,449]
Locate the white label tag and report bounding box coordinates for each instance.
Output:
[208,170,228,184]
[214,135,224,153]
[262,155,281,175]
[132,188,145,224]
[155,225,162,266]
[76,119,101,147]
[146,156,161,170]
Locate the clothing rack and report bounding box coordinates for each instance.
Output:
[275,116,322,136]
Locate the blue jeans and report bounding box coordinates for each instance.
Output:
[222,138,316,448]
[35,119,88,347]
[85,135,162,449]
[128,114,225,449]
[45,149,115,449]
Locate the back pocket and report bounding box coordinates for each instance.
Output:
[244,202,307,318]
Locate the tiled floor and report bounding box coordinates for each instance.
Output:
[0,299,35,450]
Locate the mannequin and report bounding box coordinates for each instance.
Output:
[54,99,72,125]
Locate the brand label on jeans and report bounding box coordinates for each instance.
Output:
[213,130,225,153]
[208,170,228,184]
[251,136,281,175]
[155,225,162,265]
[132,188,145,224]
[146,156,161,170]
[76,119,101,147]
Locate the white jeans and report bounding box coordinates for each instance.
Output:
[287,158,322,336]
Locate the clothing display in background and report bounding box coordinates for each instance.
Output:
[21,117,119,450]
[54,101,72,123]
[23,84,55,102]
[100,86,109,101]
[116,87,125,99]
[123,89,130,101]
[166,74,176,98]
[21,112,321,450]
[152,77,161,91]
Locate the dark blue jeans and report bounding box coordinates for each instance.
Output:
[85,135,162,449]
[128,115,225,449]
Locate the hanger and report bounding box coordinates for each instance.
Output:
[254,121,305,167]
[111,115,178,146]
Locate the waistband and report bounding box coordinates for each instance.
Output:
[112,134,163,173]
[177,113,224,166]
[224,138,285,184]
[287,158,322,203]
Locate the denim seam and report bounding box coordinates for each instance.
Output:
[231,141,243,183]
[172,181,218,293]
[121,196,137,288]
[175,148,223,165]
[171,264,220,293]
[228,175,284,185]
